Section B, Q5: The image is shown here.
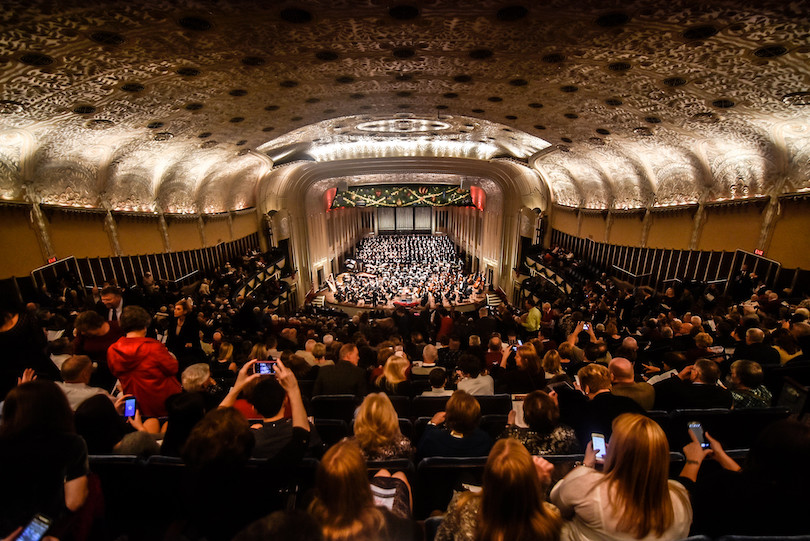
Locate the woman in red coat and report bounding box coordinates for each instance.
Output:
[107,306,181,418]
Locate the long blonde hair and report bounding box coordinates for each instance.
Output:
[476,438,562,541]
[353,393,402,455]
[308,440,385,541]
[602,413,675,538]
[376,355,409,391]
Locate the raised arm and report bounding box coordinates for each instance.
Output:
[275,359,309,432]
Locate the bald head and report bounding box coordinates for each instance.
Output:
[746,327,765,344]
[621,337,638,351]
[609,358,635,384]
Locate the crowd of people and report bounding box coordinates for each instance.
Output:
[333,235,485,307]
[1,242,810,540]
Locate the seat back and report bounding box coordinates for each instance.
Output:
[477,394,512,415]
[412,395,451,418]
[311,394,360,423]
[415,456,488,519]
[313,418,350,448]
[388,394,411,418]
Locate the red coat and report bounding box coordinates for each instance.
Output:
[107,336,181,418]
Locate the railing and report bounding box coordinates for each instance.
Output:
[27,233,259,296]
[550,229,803,295]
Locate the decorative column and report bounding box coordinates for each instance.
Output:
[103,207,122,256]
[640,209,653,247]
[689,199,707,251]
[158,212,171,252]
[757,194,780,253]
[29,201,56,261]
[604,209,614,244]
[197,215,207,247]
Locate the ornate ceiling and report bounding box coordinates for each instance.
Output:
[0,0,808,214]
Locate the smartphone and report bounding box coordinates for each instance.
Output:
[688,421,710,449]
[592,433,607,463]
[517,340,523,346]
[256,361,276,376]
[123,397,136,418]
[16,513,51,541]
[583,323,591,330]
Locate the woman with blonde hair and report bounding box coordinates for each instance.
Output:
[248,343,270,362]
[211,341,237,379]
[542,349,565,380]
[374,354,413,396]
[550,413,692,540]
[436,438,562,541]
[352,393,413,460]
[309,440,419,541]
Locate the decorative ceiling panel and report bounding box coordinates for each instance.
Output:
[0,0,806,213]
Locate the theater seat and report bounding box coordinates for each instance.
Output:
[415,456,488,519]
[412,395,451,418]
[313,418,349,448]
[311,394,360,423]
[476,394,512,415]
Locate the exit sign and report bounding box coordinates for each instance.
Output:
[754,249,764,256]
[47,257,57,263]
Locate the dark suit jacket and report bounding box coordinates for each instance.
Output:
[313,360,368,396]
[733,342,780,366]
[653,376,733,410]
[558,389,645,447]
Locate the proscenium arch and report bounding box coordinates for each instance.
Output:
[257,155,552,296]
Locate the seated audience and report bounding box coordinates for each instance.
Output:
[455,354,494,396]
[351,393,414,460]
[494,344,545,394]
[608,357,655,411]
[653,359,733,411]
[56,354,114,410]
[732,327,780,366]
[418,390,493,459]
[313,343,368,396]
[422,368,453,396]
[726,359,772,408]
[551,413,692,540]
[556,363,644,446]
[542,349,566,380]
[498,390,580,455]
[436,438,562,541]
[375,354,413,397]
[308,440,420,540]
[233,360,311,461]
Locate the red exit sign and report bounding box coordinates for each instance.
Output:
[754,249,764,256]
[47,257,57,263]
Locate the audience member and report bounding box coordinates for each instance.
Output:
[418,390,492,459]
[351,393,414,460]
[608,357,655,410]
[498,390,579,455]
[551,413,692,539]
[56,354,114,410]
[653,359,732,411]
[436,438,562,541]
[726,360,772,408]
[313,343,368,396]
[422,368,453,396]
[107,306,182,418]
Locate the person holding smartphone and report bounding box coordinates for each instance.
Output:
[550,413,692,540]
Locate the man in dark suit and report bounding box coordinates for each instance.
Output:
[313,343,368,396]
[556,363,645,447]
[653,358,733,410]
[733,327,780,367]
